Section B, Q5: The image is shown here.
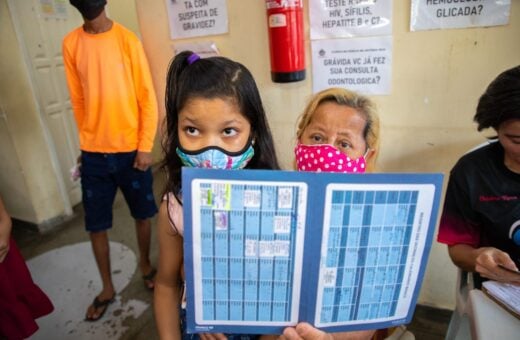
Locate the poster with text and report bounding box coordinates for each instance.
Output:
[166,0,228,39]
[311,36,392,95]
[310,0,392,39]
[40,0,68,18]
[173,41,220,58]
[410,0,510,31]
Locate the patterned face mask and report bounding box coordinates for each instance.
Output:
[176,141,255,170]
[294,143,367,173]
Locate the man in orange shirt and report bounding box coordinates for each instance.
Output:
[63,0,158,321]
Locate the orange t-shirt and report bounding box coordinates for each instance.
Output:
[62,22,158,153]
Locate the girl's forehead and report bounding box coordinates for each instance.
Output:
[180,97,242,118]
[183,96,236,109]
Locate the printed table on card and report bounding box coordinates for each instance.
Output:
[182,168,443,335]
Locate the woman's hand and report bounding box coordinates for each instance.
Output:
[475,247,520,285]
[279,323,373,340]
[281,323,332,340]
[449,244,520,285]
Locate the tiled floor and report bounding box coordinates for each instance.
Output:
[12,171,165,339]
[11,171,452,339]
[407,305,452,340]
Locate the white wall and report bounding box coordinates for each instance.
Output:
[137,0,520,310]
[108,0,141,36]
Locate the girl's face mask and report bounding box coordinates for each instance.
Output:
[176,140,255,170]
[294,143,367,173]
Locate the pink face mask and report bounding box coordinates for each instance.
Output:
[294,143,367,173]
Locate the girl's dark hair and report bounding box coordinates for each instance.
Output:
[474,65,520,132]
[162,51,280,195]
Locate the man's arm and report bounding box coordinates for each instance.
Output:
[62,39,86,130]
[129,39,158,154]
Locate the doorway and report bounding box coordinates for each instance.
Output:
[7,0,84,209]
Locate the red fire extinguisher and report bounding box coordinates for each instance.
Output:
[265,0,305,83]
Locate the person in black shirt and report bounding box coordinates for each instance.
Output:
[437,65,520,285]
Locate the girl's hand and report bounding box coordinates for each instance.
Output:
[475,247,520,284]
[199,333,227,340]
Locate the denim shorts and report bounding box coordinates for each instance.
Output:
[80,151,158,232]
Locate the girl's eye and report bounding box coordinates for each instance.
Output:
[223,128,238,137]
[185,127,199,136]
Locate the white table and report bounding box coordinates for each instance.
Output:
[467,289,520,339]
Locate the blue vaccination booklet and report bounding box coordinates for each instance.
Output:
[182,168,444,335]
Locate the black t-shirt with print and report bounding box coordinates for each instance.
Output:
[438,141,520,267]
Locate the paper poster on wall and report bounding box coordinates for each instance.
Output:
[165,0,228,39]
[309,0,392,39]
[40,0,68,18]
[410,0,510,31]
[172,41,220,58]
[311,36,392,96]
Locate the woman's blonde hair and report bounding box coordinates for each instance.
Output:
[295,87,380,172]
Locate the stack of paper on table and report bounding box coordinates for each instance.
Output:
[482,280,520,318]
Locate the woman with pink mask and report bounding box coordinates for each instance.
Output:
[281,87,382,340]
[294,87,379,175]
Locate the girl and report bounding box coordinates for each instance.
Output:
[281,87,384,340]
[154,51,280,339]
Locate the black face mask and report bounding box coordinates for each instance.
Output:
[70,0,106,20]
[81,5,105,20]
